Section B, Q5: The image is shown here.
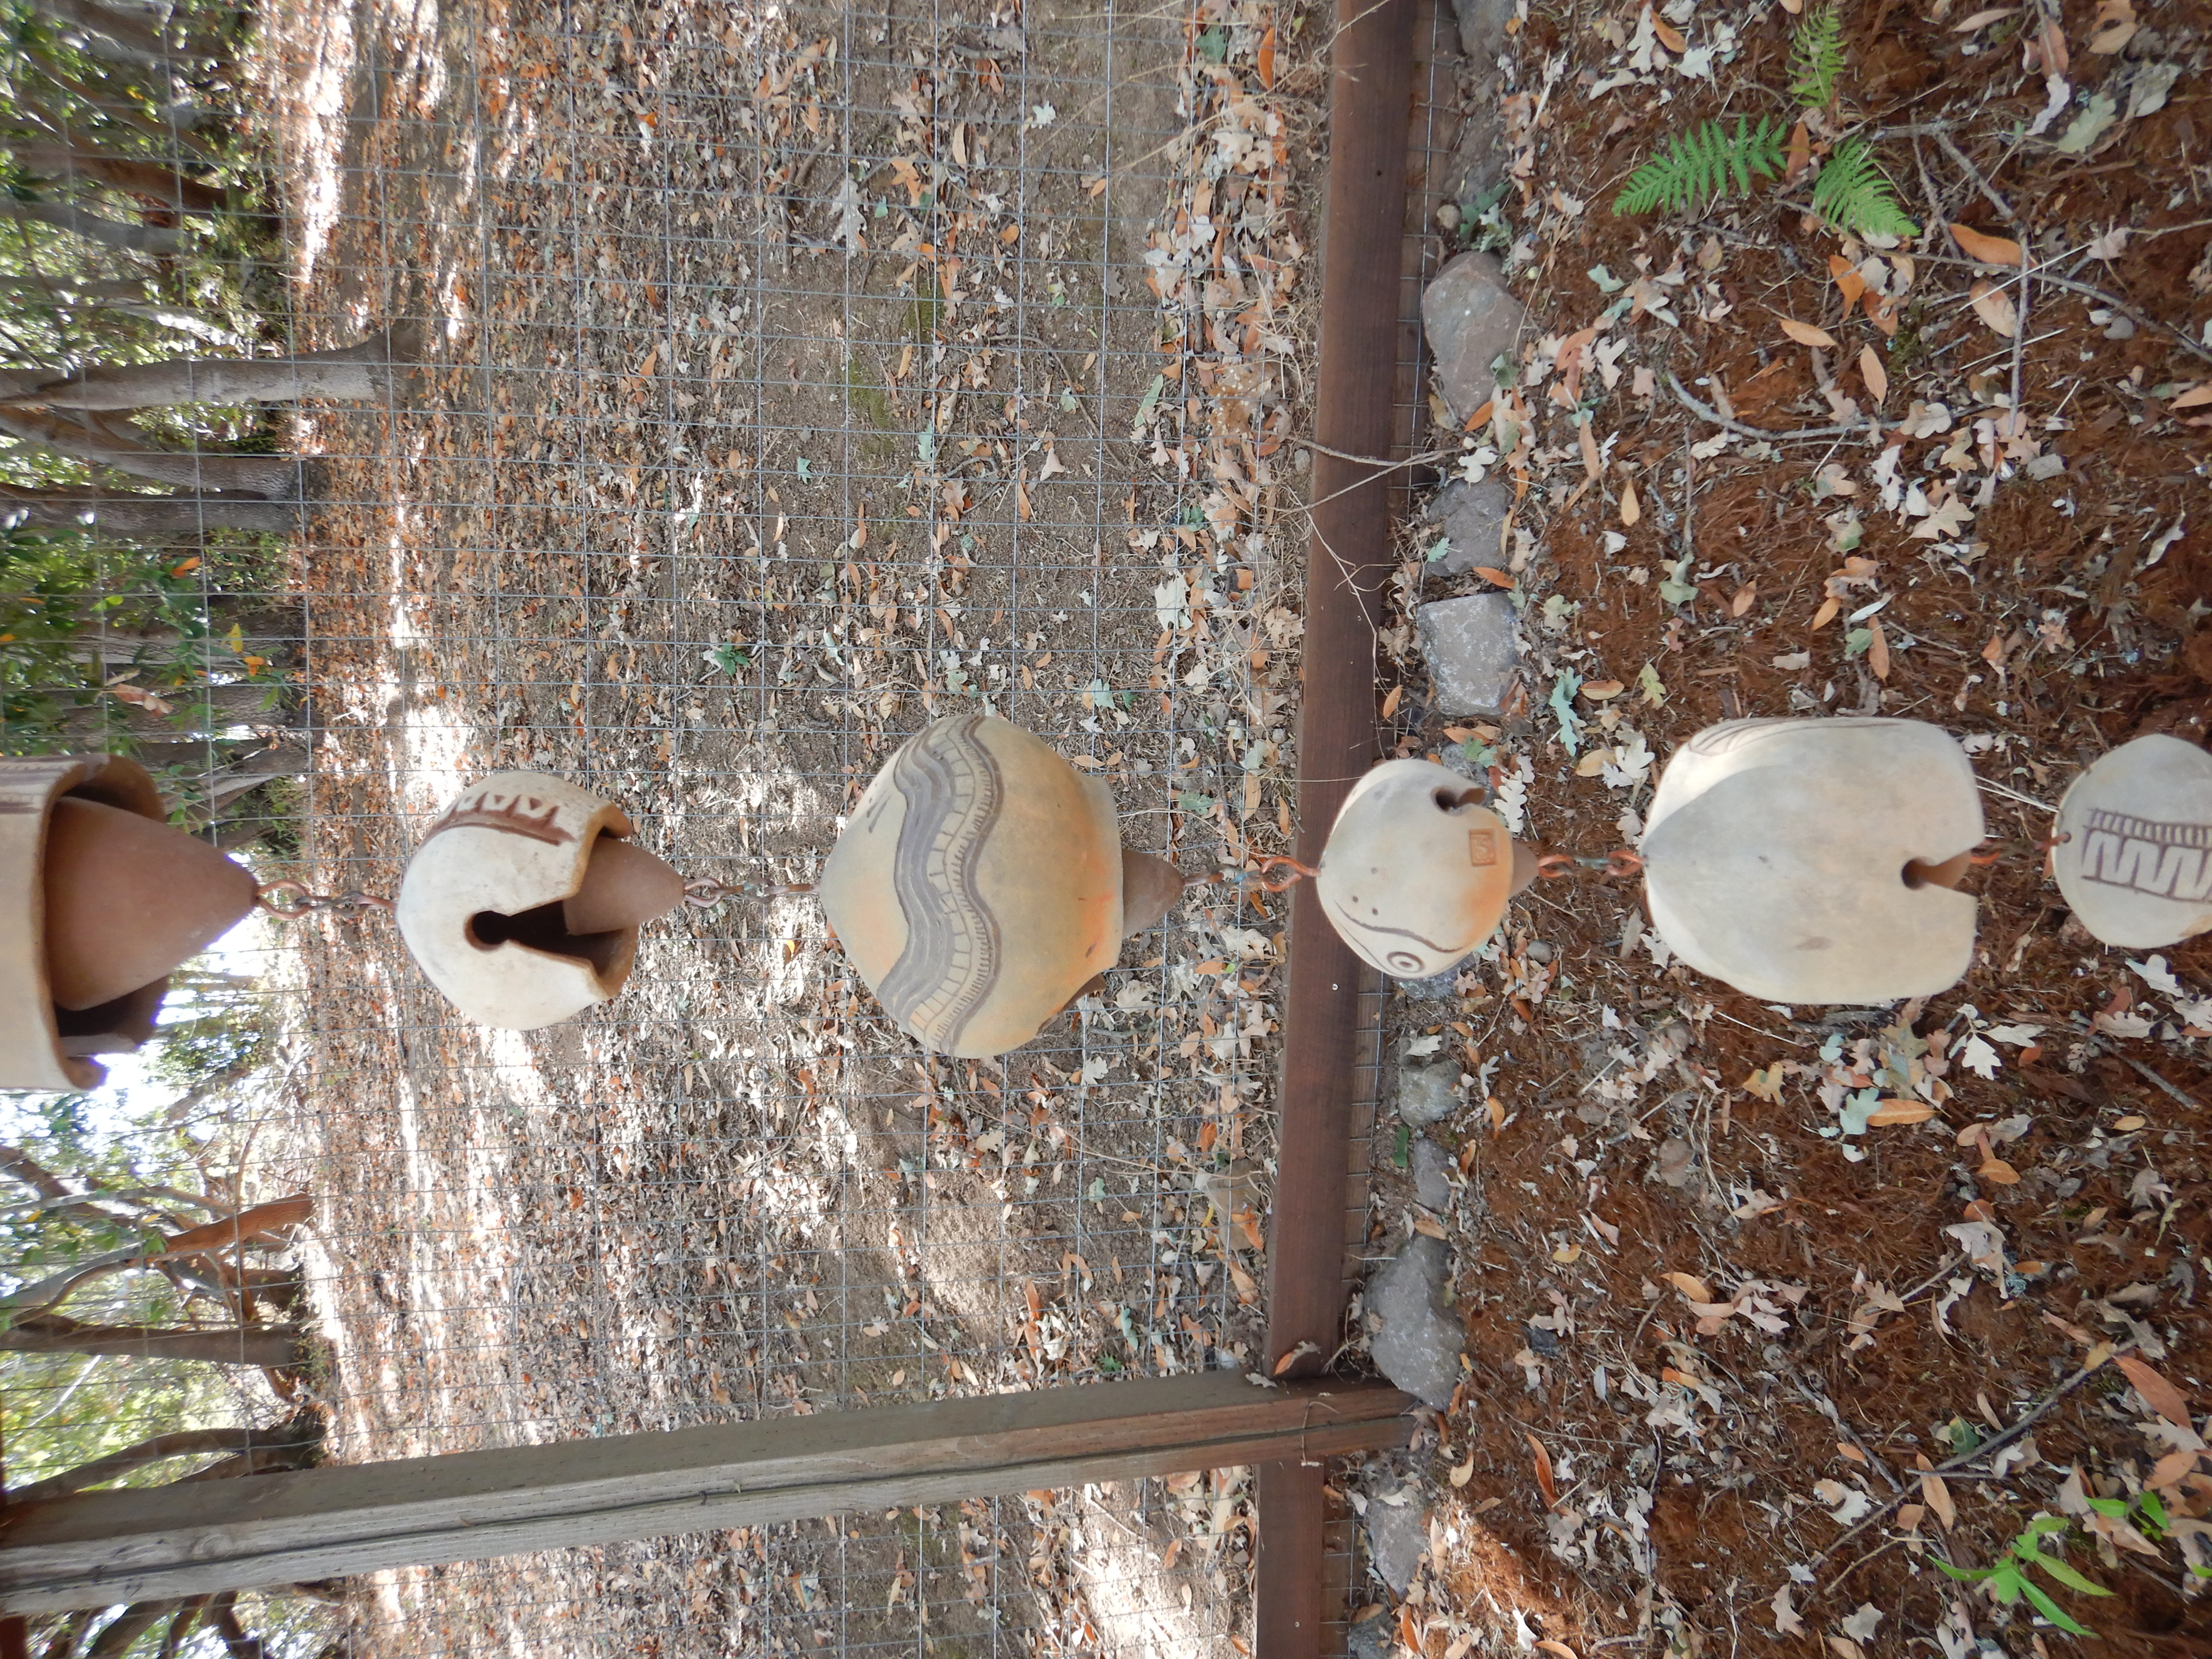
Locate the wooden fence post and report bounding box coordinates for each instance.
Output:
[1,1374,1414,1614]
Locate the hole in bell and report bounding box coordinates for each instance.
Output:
[465,903,632,976]
[1901,853,1972,891]
[1431,785,1485,813]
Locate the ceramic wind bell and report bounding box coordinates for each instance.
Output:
[1314,758,1529,977]
[0,754,263,1089]
[394,772,688,1030]
[2050,733,2212,950]
[1636,717,1985,1003]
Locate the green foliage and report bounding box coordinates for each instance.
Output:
[1809,138,1918,239]
[1613,116,1785,216]
[1933,1515,2110,1636]
[1789,3,1846,108]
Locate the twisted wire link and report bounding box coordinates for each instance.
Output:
[683,877,817,909]
[1184,854,1319,894]
[254,880,395,921]
[1535,847,1644,880]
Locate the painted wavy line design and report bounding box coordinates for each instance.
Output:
[877,714,1004,1050]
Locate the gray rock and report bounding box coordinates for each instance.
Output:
[1421,251,1525,423]
[1417,591,1520,718]
[1396,1055,1461,1128]
[1367,1235,1464,1410]
[1411,1137,1453,1212]
[1421,476,1512,578]
[1451,0,1514,62]
[1347,1607,1395,1659]
[1364,1490,1431,1595]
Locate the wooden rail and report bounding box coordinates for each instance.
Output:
[1255,0,1420,1653]
[0,1374,1414,1614]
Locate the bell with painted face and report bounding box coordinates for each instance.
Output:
[1316,759,1525,978]
[1,753,260,1089]
[1639,717,1984,1004]
[397,772,687,1030]
[2051,733,2212,949]
[821,711,1183,1058]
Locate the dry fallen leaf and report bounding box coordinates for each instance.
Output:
[1950,223,2026,266]
[1651,14,1687,52]
[1867,1099,1934,1125]
[1868,616,1891,681]
[1662,1270,1716,1302]
[1858,344,1888,404]
[1526,1432,1558,1506]
[2171,383,2212,410]
[1731,581,1757,617]
[1828,253,1866,308]
[2116,1354,2193,1426]
[1916,1454,1958,1530]
[1450,1450,1477,1487]
[1970,279,2020,338]
[1620,478,1641,526]
[1381,684,1403,720]
[1534,1644,1580,1659]
[1780,317,1839,349]
[1470,565,1516,589]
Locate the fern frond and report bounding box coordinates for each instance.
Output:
[1789,3,1846,108]
[1613,117,1786,217]
[1809,139,1918,239]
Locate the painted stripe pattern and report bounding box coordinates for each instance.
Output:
[876,713,1005,1050]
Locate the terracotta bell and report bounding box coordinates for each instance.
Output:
[1639,717,1984,1003]
[396,772,686,1030]
[0,753,259,1089]
[821,711,1181,1057]
[1316,759,1519,977]
[2051,733,2212,949]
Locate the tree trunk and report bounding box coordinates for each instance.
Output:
[0,485,301,537]
[0,1314,305,1369]
[206,1597,269,1659]
[29,0,176,67]
[10,145,225,215]
[8,198,183,257]
[18,326,424,410]
[82,1602,188,1659]
[0,409,298,497]
[12,1430,262,1503]
[57,680,280,738]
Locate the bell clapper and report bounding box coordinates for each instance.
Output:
[1181,854,1319,895]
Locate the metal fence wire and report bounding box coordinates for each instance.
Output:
[0,0,1467,1651]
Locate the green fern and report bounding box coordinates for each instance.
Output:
[1809,139,1918,238]
[1789,3,1846,108]
[1613,117,1786,216]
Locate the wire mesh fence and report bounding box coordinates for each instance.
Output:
[0,0,1442,1652]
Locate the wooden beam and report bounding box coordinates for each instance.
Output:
[1257,0,1419,1654]
[1,1375,1414,1613]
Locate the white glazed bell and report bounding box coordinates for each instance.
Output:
[1639,718,1984,1003]
[2051,733,2212,949]
[1317,759,1518,977]
[397,772,685,1031]
[820,712,1128,1057]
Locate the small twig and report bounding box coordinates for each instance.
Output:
[1665,370,1869,443]
[1806,1346,2126,1594]
[2104,1049,2204,1114]
[1912,252,2212,369]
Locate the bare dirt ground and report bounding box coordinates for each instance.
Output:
[1357,2,2212,1656]
[246,0,1332,1651]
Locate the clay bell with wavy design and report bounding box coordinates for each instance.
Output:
[398,771,686,1030]
[1639,717,1984,1003]
[822,712,1162,1057]
[2050,733,2212,949]
[1316,759,1518,978]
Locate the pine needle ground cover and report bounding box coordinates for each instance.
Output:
[1365,0,2212,1653]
